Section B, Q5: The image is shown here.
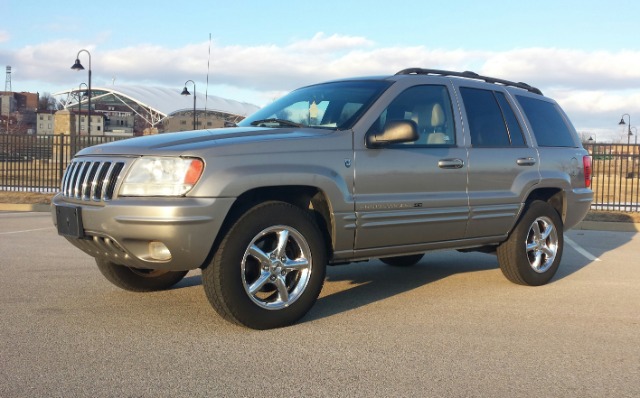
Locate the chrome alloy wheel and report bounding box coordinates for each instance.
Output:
[241,225,312,310]
[525,216,558,274]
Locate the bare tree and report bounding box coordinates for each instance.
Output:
[38,92,59,111]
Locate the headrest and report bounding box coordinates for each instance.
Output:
[431,103,445,127]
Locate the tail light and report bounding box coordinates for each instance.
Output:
[583,155,592,188]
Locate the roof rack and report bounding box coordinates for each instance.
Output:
[395,68,543,95]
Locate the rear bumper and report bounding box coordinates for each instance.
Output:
[51,194,235,271]
[564,188,594,230]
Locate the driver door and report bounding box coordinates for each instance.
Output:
[354,84,469,250]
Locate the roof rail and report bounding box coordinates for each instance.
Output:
[395,68,543,95]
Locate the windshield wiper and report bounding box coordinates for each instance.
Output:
[250,118,303,128]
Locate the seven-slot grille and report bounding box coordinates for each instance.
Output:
[61,159,126,202]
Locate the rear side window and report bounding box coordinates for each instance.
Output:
[460,87,525,147]
[515,95,576,147]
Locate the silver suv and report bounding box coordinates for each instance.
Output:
[52,68,594,329]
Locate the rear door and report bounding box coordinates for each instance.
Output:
[457,85,540,238]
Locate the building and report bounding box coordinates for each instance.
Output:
[0,93,17,116]
[163,109,240,132]
[15,92,39,111]
[1,91,39,133]
[36,112,56,135]
[53,109,104,136]
[94,103,135,135]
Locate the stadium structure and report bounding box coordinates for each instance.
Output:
[53,85,260,135]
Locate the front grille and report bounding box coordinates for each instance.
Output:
[61,159,126,202]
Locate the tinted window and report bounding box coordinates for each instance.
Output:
[368,85,456,146]
[460,88,510,147]
[495,92,526,146]
[516,95,576,147]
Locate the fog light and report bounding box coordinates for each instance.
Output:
[149,241,171,261]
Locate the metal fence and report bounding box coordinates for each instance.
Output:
[584,143,639,212]
[0,134,130,192]
[1,135,639,212]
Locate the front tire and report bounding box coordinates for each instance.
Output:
[202,201,327,329]
[497,200,563,286]
[95,259,188,292]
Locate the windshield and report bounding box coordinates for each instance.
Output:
[238,80,391,130]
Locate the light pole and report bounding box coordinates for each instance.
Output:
[71,49,92,136]
[73,83,87,156]
[181,80,196,130]
[619,114,632,146]
[77,83,87,136]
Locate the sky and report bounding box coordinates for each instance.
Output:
[2,0,640,142]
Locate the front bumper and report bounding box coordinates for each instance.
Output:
[52,194,235,271]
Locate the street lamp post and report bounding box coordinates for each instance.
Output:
[73,83,87,156]
[619,114,632,146]
[181,80,196,130]
[71,49,92,136]
[77,83,87,136]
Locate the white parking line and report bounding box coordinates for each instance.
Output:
[565,236,602,262]
[0,227,54,235]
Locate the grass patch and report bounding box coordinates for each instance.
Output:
[0,191,56,204]
[583,210,640,223]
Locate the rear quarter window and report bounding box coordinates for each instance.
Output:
[515,95,576,147]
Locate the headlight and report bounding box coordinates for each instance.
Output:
[119,157,204,197]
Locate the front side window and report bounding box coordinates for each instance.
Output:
[367,85,456,146]
[238,80,391,130]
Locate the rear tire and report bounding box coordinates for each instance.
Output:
[497,200,563,286]
[380,254,424,267]
[95,259,188,292]
[202,201,327,329]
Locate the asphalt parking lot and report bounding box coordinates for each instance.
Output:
[1,211,639,397]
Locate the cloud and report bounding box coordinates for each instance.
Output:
[480,48,640,91]
[287,32,374,52]
[4,33,639,138]
[0,30,9,43]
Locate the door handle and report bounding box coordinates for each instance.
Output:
[516,157,536,166]
[438,158,464,169]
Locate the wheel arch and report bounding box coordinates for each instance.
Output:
[524,187,565,222]
[202,185,335,269]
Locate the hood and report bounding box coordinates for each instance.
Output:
[77,127,334,156]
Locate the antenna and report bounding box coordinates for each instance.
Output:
[205,33,211,114]
[5,66,11,92]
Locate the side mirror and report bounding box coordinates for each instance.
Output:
[366,120,419,148]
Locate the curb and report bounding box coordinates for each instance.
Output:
[1,203,639,233]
